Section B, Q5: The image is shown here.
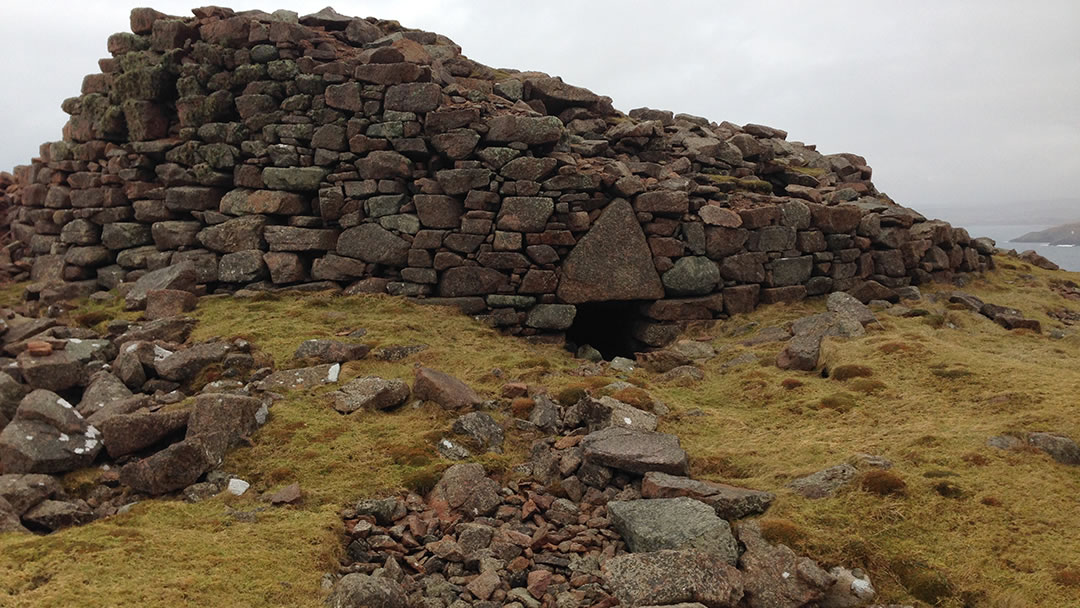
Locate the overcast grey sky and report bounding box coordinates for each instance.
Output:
[1,1,1078,224]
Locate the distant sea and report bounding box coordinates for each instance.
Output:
[964,224,1080,272]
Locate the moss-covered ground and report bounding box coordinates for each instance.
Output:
[2,255,1079,607]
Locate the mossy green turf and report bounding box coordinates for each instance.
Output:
[2,255,1080,607]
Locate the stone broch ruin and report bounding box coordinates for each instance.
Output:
[6,6,995,354]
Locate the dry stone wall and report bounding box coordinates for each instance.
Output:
[7,6,995,346]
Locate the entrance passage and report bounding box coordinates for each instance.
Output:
[565,301,644,360]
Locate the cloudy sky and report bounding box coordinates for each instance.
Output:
[1,1,1078,224]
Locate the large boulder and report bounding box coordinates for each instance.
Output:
[736,521,836,608]
[608,497,739,563]
[557,199,664,303]
[581,426,689,476]
[124,261,197,310]
[21,499,94,531]
[825,292,877,326]
[450,412,504,451]
[427,463,501,519]
[153,342,230,382]
[101,409,189,458]
[569,396,657,433]
[118,436,219,495]
[412,368,480,410]
[0,390,102,474]
[1026,432,1080,465]
[0,473,64,515]
[16,350,85,392]
[603,549,744,608]
[185,393,264,457]
[326,573,408,608]
[642,471,775,520]
[330,377,410,413]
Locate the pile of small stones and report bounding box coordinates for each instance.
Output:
[329,380,881,608]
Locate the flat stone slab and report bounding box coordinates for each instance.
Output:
[581,426,688,476]
[256,363,341,392]
[608,497,738,564]
[602,549,744,608]
[642,471,775,520]
[787,464,857,499]
[331,377,410,413]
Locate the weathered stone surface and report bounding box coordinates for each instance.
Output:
[736,521,836,608]
[21,499,94,531]
[151,221,201,249]
[326,573,408,608]
[485,115,563,145]
[154,342,230,382]
[294,340,369,364]
[185,393,263,456]
[787,464,858,498]
[438,266,507,297]
[1026,432,1080,465]
[603,550,744,608]
[571,396,657,433]
[337,224,410,266]
[220,189,308,215]
[331,377,410,413]
[635,190,689,214]
[411,194,461,229]
[101,409,189,458]
[775,333,824,371]
[427,463,501,518]
[77,372,134,418]
[256,364,341,392]
[558,199,663,303]
[264,226,338,251]
[145,289,198,320]
[451,412,504,451]
[124,262,197,310]
[0,473,63,515]
[413,367,480,410]
[770,256,813,287]
[119,436,219,495]
[642,471,775,520]
[496,197,554,233]
[608,497,739,562]
[663,256,720,296]
[0,416,101,475]
[384,82,442,113]
[17,350,85,392]
[581,426,689,476]
[165,187,224,212]
[525,304,576,330]
[699,205,743,227]
[826,291,877,326]
[262,167,328,191]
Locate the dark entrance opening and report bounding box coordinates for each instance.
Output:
[565,301,644,360]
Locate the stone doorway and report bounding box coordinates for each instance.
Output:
[564,301,645,360]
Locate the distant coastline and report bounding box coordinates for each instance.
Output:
[1012,221,1080,246]
[964,224,1080,272]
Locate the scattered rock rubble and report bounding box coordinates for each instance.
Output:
[329,376,878,608]
[0,288,373,532]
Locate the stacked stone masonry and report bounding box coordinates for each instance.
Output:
[8,6,994,342]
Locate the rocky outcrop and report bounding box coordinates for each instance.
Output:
[5,6,997,350]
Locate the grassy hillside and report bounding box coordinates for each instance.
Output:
[2,256,1079,607]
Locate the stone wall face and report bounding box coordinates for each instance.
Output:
[7,7,993,343]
